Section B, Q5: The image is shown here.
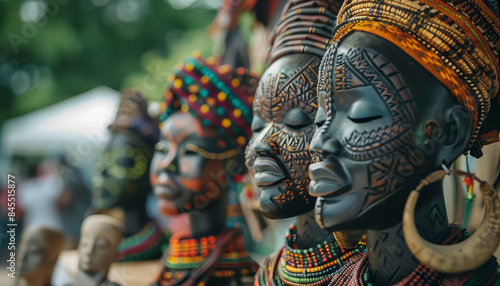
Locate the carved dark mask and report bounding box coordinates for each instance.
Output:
[245,54,320,219]
[151,112,241,216]
[92,130,153,209]
[309,32,473,231]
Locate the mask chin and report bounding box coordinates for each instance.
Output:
[259,185,315,219]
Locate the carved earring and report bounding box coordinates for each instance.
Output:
[402,169,500,274]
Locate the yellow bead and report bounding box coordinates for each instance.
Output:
[189,94,197,102]
[201,104,209,113]
[207,98,216,106]
[189,85,198,93]
[222,119,231,128]
[174,79,183,88]
[160,102,166,112]
[185,63,194,72]
[168,74,175,82]
[201,76,209,84]
[218,65,230,74]
[231,78,240,87]
[207,57,215,65]
[233,109,241,117]
[218,92,227,101]
[237,136,246,145]
[181,104,189,112]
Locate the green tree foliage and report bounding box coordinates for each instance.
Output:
[0,0,217,123]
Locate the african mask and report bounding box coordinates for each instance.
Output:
[309,31,479,231]
[92,90,157,210]
[151,112,241,216]
[78,215,124,274]
[18,225,64,286]
[245,54,320,219]
[150,54,257,217]
[244,0,338,220]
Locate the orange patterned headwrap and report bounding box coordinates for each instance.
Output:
[332,0,500,157]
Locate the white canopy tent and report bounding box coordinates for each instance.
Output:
[1,86,120,178]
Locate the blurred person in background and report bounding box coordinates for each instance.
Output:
[18,159,65,231]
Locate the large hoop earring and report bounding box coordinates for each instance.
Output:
[402,169,500,274]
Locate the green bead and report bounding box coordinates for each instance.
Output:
[465,192,476,201]
[200,89,209,97]
[217,107,225,115]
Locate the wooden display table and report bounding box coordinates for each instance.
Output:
[59,250,161,286]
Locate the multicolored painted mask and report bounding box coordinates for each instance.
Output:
[151,54,257,216]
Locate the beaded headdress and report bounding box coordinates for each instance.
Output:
[109,89,159,144]
[332,0,500,157]
[161,52,258,149]
[266,0,343,66]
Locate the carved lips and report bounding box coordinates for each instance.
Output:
[253,157,286,187]
[308,159,352,198]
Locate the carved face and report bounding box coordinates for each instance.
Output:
[18,236,46,275]
[245,54,320,219]
[79,220,122,273]
[309,32,472,231]
[92,131,153,209]
[151,112,239,216]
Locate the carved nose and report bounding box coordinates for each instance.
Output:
[253,142,272,154]
[310,136,324,155]
[322,138,342,156]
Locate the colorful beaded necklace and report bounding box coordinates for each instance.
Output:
[158,227,257,285]
[268,225,367,286]
[115,220,168,262]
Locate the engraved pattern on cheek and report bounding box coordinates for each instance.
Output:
[333,47,417,160]
[247,57,320,208]
[319,45,421,203]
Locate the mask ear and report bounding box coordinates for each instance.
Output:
[444,105,472,150]
[437,105,472,166]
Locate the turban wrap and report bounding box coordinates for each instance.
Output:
[161,52,258,149]
[331,0,500,158]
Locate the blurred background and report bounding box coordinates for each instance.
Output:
[0,0,228,174]
[0,0,232,281]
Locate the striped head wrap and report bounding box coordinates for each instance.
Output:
[160,51,258,149]
[266,0,344,66]
[332,0,500,157]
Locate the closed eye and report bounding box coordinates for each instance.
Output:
[288,122,312,129]
[315,120,326,128]
[348,115,383,123]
